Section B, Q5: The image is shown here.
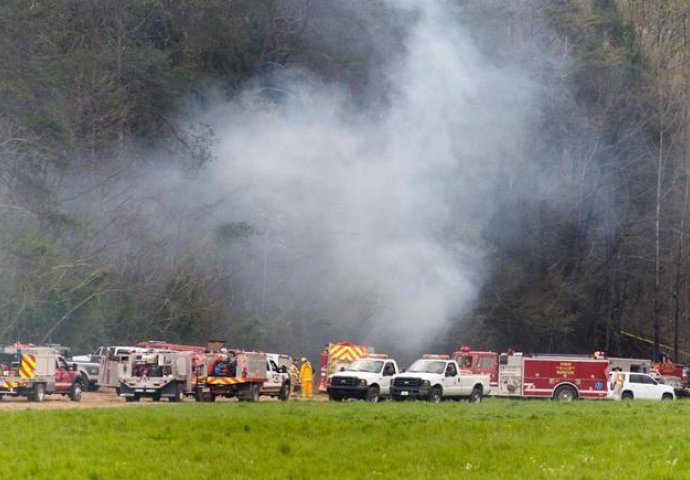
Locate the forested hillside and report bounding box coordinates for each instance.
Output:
[1,0,689,362]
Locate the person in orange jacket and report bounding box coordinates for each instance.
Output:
[299,357,313,398]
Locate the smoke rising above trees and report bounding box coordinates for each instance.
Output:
[1,1,689,362]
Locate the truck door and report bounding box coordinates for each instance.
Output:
[265,361,282,392]
[381,362,396,394]
[443,362,461,395]
[55,357,72,392]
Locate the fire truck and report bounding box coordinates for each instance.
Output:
[119,350,194,402]
[135,340,206,353]
[0,345,83,402]
[193,344,267,402]
[452,346,609,401]
[318,341,373,392]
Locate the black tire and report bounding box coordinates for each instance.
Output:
[328,393,342,402]
[621,391,633,400]
[69,382,82,402]
[279,382,290,401]
[428,386,442,404]
[468,386,482,404]
[87,383,100,393]
[553,385,577,402]
[169,383,183,402]
[152,391,161,402]
[365,385,380,403]
[125,394,140,402]
[115,387,121,396]
[31,383,46,402]
[249,383,260,402]
[662,393,674,401]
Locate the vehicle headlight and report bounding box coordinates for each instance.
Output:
[421,380,430,387]
[358,378,367,386]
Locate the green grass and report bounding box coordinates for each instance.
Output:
[1,398,688,479]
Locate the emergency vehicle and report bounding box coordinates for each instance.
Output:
[651,361,687,386]
[390,354,490,403]
[261,353,291,401]
[135,340,206,353]
[0,345,83,402]
[452,346,609,400]
[327,354,400,402]
[98,346,148,391]
[318,341,373,392]
[193,345,267,402]
[118,350,194,402]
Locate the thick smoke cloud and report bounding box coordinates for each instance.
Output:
[189,2,537,353]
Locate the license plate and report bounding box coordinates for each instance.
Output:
[401,391,409,396]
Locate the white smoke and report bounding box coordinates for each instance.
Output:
[190,2,537,352]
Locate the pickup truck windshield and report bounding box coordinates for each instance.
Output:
[407,360,446,374]
[346,360,383,373]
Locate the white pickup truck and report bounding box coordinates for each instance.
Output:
[390,355,490,403]
[327,355,399,402]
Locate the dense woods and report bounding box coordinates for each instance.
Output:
[2,0,690,362]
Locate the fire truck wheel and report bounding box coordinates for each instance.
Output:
[69,382,82,402]
[468,387,483,404]
[553,385,577,402]
[279,383,290,401]
[31,383,46,402]
[365,385,380,403]
[428,386,442,404]
[249,383,260,402]
[169,383,183,402]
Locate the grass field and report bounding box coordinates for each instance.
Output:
[2,397,688,479]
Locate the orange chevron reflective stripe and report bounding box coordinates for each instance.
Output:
[205,377,243,385]
[19,353,36,379]
[328,343,367,362]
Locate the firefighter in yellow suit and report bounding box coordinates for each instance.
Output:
[299,357,313,398]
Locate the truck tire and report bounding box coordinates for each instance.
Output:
[468,386,483,404]
[152,391,162,402]
[328,393,342,402]
[69,382,82,402]
[553,385,577,402]
[31,383,46,402]
[279,382,290,401]
[662,393,674,401]
[365,385,380,403]
[428,386,442,404]
[169,383,183,402]
[125,394,140,402]
[249,383,260,402]
[621,391,633,400]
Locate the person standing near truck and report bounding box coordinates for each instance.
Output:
[300,357,313,398]
[289,362,299,396]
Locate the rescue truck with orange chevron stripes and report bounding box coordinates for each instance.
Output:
[318,341,373,392]
[192,343,268,402]
[0,345,83,402]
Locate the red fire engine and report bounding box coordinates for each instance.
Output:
[452,346,609,400]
